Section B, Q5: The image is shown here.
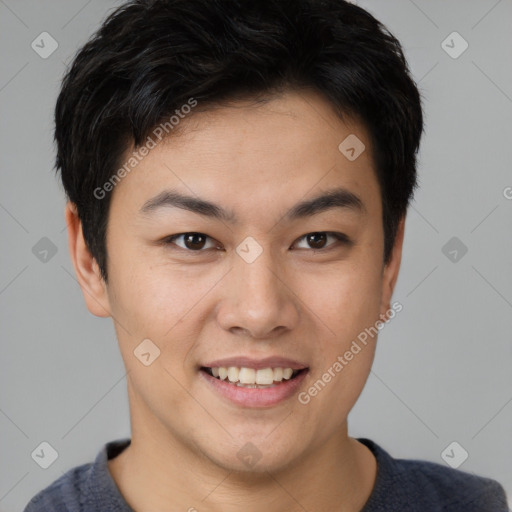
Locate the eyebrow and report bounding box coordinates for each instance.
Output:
[139,186,366,223]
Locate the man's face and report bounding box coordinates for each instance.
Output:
[87,90,401,472]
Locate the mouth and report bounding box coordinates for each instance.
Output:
[199,362,309,408]
[200,366,307,389]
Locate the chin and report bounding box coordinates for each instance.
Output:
[202,437,304,476]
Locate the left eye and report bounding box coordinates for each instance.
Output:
[293,232,351,250]
[163,231,350,252]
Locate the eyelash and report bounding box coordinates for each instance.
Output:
[161,231,352,253]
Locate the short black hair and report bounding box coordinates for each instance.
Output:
[55,0,424,282]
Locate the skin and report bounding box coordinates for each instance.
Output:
[66,88,405,512]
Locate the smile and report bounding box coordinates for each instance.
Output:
[199,365,309,407]
[202,366,303,388]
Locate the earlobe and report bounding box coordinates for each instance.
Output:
[380,216,405,320]
[65,202,111,318]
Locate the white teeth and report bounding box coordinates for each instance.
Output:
[236,381,274,388]
[227,367,239,383]
[273,367,283,381]
[283,368,293,379]
[255,368,274,385]
[239,367,256,384]
[207,366,300,384]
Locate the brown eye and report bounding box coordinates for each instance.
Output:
[164,232,217,251]
[184,233,207,250]
[293,232,351,250]
[306,233,328,249]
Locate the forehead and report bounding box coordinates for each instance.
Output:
[109,89,381,224]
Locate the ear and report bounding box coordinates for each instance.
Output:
[379,215,405,321]
[65,202,111,318]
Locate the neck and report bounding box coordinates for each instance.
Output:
[108,387,377,512]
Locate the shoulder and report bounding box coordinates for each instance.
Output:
[23,438,131,512]
[393,456,508,510]
[23,462,93,512]
[358,438,509,511]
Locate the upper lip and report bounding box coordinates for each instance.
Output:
[202,356,308,370]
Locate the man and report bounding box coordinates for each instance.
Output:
[24,0,508,510]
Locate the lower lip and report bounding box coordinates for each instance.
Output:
[200,369,308,408]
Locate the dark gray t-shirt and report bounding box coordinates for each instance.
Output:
[23,437,508,511]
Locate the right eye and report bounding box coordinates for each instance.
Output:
[162,232,220,252]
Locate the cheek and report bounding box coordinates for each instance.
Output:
[106,262,199,414]
[106,255,219,360]
[300,258,383,343]
[107,243,173,321]
[300,266,382,416]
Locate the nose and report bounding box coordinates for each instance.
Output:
[216,246,300,339]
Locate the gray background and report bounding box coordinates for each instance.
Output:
[1,0,511,510]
